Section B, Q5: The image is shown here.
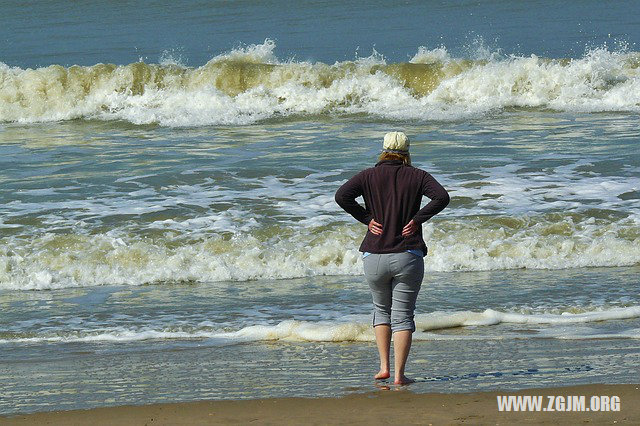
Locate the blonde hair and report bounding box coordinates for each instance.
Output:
[378,151,411,166]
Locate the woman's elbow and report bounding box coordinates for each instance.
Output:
[439,190,450,207]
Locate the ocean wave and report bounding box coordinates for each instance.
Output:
[1,40,638,126]
[2,306,638,344]
[0,213,638,290]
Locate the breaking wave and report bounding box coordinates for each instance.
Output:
[1,213,639,290]
[1,40,639,126]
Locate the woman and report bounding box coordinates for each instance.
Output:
[335,131,450,385]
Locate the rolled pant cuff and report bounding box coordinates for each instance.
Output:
[391,322,415,333]
[372,311,391,328]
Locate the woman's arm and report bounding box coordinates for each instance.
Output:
[334,172,374,226]
[412,172,450,225]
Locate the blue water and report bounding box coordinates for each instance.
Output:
[2,0,638,68]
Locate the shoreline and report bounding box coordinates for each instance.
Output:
[3,383,638,425]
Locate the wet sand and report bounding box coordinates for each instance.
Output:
[2,383,638,425]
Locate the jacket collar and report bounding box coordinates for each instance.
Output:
[375,159,404,167]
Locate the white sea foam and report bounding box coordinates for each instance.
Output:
[429,306,640,327]
[0,118,638,290]
[2,306,638,344]
[1,41,638,126]
[4,157,638,230]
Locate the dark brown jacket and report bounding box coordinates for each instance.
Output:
[335,160,450,255]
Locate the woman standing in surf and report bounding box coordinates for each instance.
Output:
[335,132,450,385]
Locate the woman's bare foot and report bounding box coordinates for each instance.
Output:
[374,369,390,380]
[394,375,415,385]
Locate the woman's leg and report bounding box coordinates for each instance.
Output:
[389,253,424,384]
[373,324,391,379]
[392,330,413,384]
[364,254,393,380]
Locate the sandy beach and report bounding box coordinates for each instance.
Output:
[3,383,638,425]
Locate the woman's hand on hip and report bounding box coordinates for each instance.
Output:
[402,219,418,237]
[368,219,383,235]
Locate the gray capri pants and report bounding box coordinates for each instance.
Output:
[363,252,424,333]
